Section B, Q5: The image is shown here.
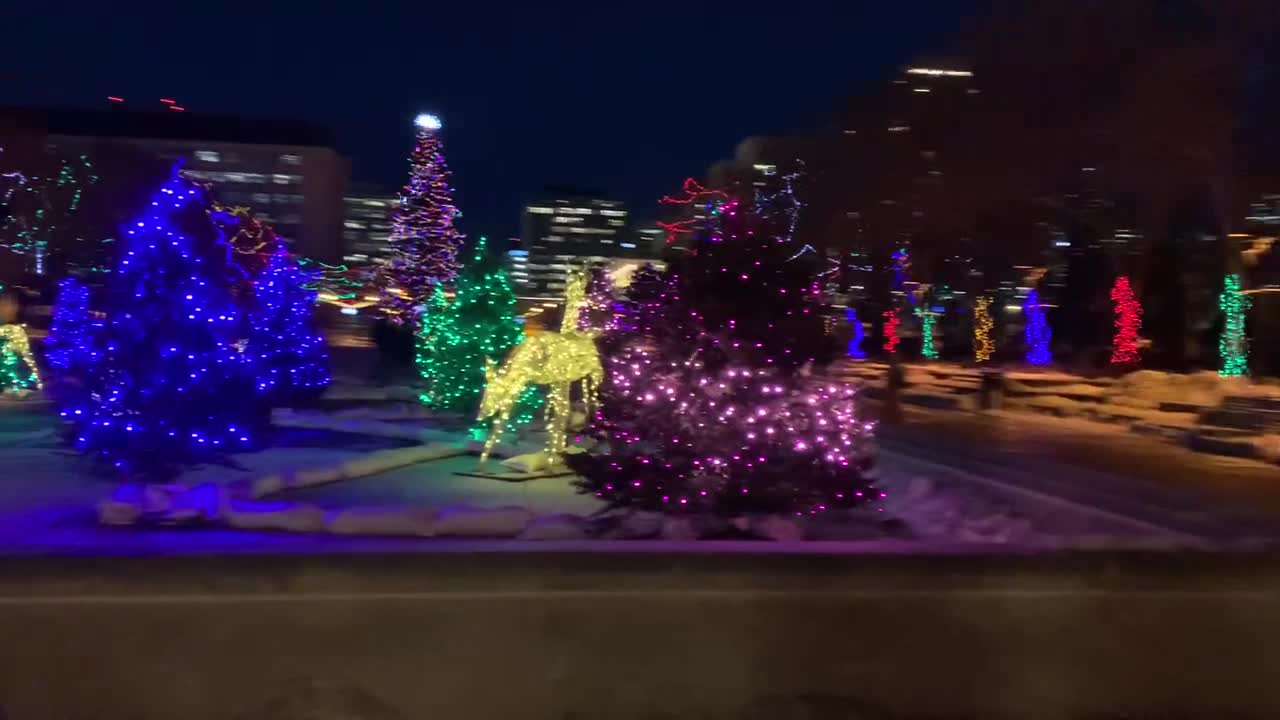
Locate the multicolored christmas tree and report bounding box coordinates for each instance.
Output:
[57,167,265,480]
[378,114,464,322]
[209,204,282,292]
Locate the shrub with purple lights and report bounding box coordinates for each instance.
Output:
[57,168,266,481]
[245,249,330,405]
[568,196,878,517]
[577,264,616,333]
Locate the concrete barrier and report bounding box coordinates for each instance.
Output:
[0,552,1278,719]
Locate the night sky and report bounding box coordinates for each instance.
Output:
[2,0,982,239]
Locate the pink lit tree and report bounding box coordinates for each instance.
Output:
[568,193,878,520]
[377,114,463,323]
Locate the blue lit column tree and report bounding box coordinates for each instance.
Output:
[59,166,265,481]
[45,277,97,375]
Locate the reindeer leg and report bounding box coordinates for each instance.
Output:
[480,390,519,464]
[548,381,571,459]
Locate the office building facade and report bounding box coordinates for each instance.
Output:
[342,185,398,267]
[3,106,349,263]
[514,190,639,298]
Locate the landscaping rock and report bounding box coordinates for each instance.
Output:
[327,507,438,536]
[224,500,326,532]
[97,498,142,526]
[173,482,227,521]
[432,505,533,537]
[605,511,663,539]
[501,451,555,474]
[751,514,805,542]
[660,515,699,540]
[519,513,590,540]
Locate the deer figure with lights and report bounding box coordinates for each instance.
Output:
[476,267,603,465]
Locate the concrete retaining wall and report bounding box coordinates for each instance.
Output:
[1,552,1278,719]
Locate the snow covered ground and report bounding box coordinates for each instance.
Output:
[0,397,1224,554]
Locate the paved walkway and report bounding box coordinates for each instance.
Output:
[880,406,1280,540]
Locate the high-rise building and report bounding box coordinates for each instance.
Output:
[342,185,398,266]
[1,105,350,262]
[514,188,636,298]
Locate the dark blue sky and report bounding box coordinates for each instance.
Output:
[2,0,982,238]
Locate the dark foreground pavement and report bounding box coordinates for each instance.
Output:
[2,552,1279,719]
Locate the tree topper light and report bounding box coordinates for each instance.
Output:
[414,113,442,130]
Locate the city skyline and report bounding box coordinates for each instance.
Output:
[0,0,983,238]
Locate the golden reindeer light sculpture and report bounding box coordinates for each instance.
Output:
[477,267,603,464]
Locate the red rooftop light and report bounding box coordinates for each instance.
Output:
[160,98,175,104]
[168,105,186,112]
[107,96,124,103]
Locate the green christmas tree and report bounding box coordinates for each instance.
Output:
[416,237,525,412]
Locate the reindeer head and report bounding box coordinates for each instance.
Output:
[477,355,524,420]
[559,266,591,334]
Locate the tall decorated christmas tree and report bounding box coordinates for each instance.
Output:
[245,249,330,405]
[57,167,264,480]
[569,193,877,520]
[378,114,464,322]
[416,237,523,412]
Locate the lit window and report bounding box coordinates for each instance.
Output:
[252,193,271,204]
[620,242,637,249]
[279,154,303,165]
[607,219,624,227]
[905,67,973,77]
[552,216,584,224]
[272,174,299,185]
[600,209,626,217]
[344,221,368,229]
[526,206,554,214]
[194,150,221,163]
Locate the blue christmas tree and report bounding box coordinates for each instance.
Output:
[58,167,265,480]
[1024,289,1052,366]
[246,249,330,404]
[845,307,866,359]
[45,277,97,374]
